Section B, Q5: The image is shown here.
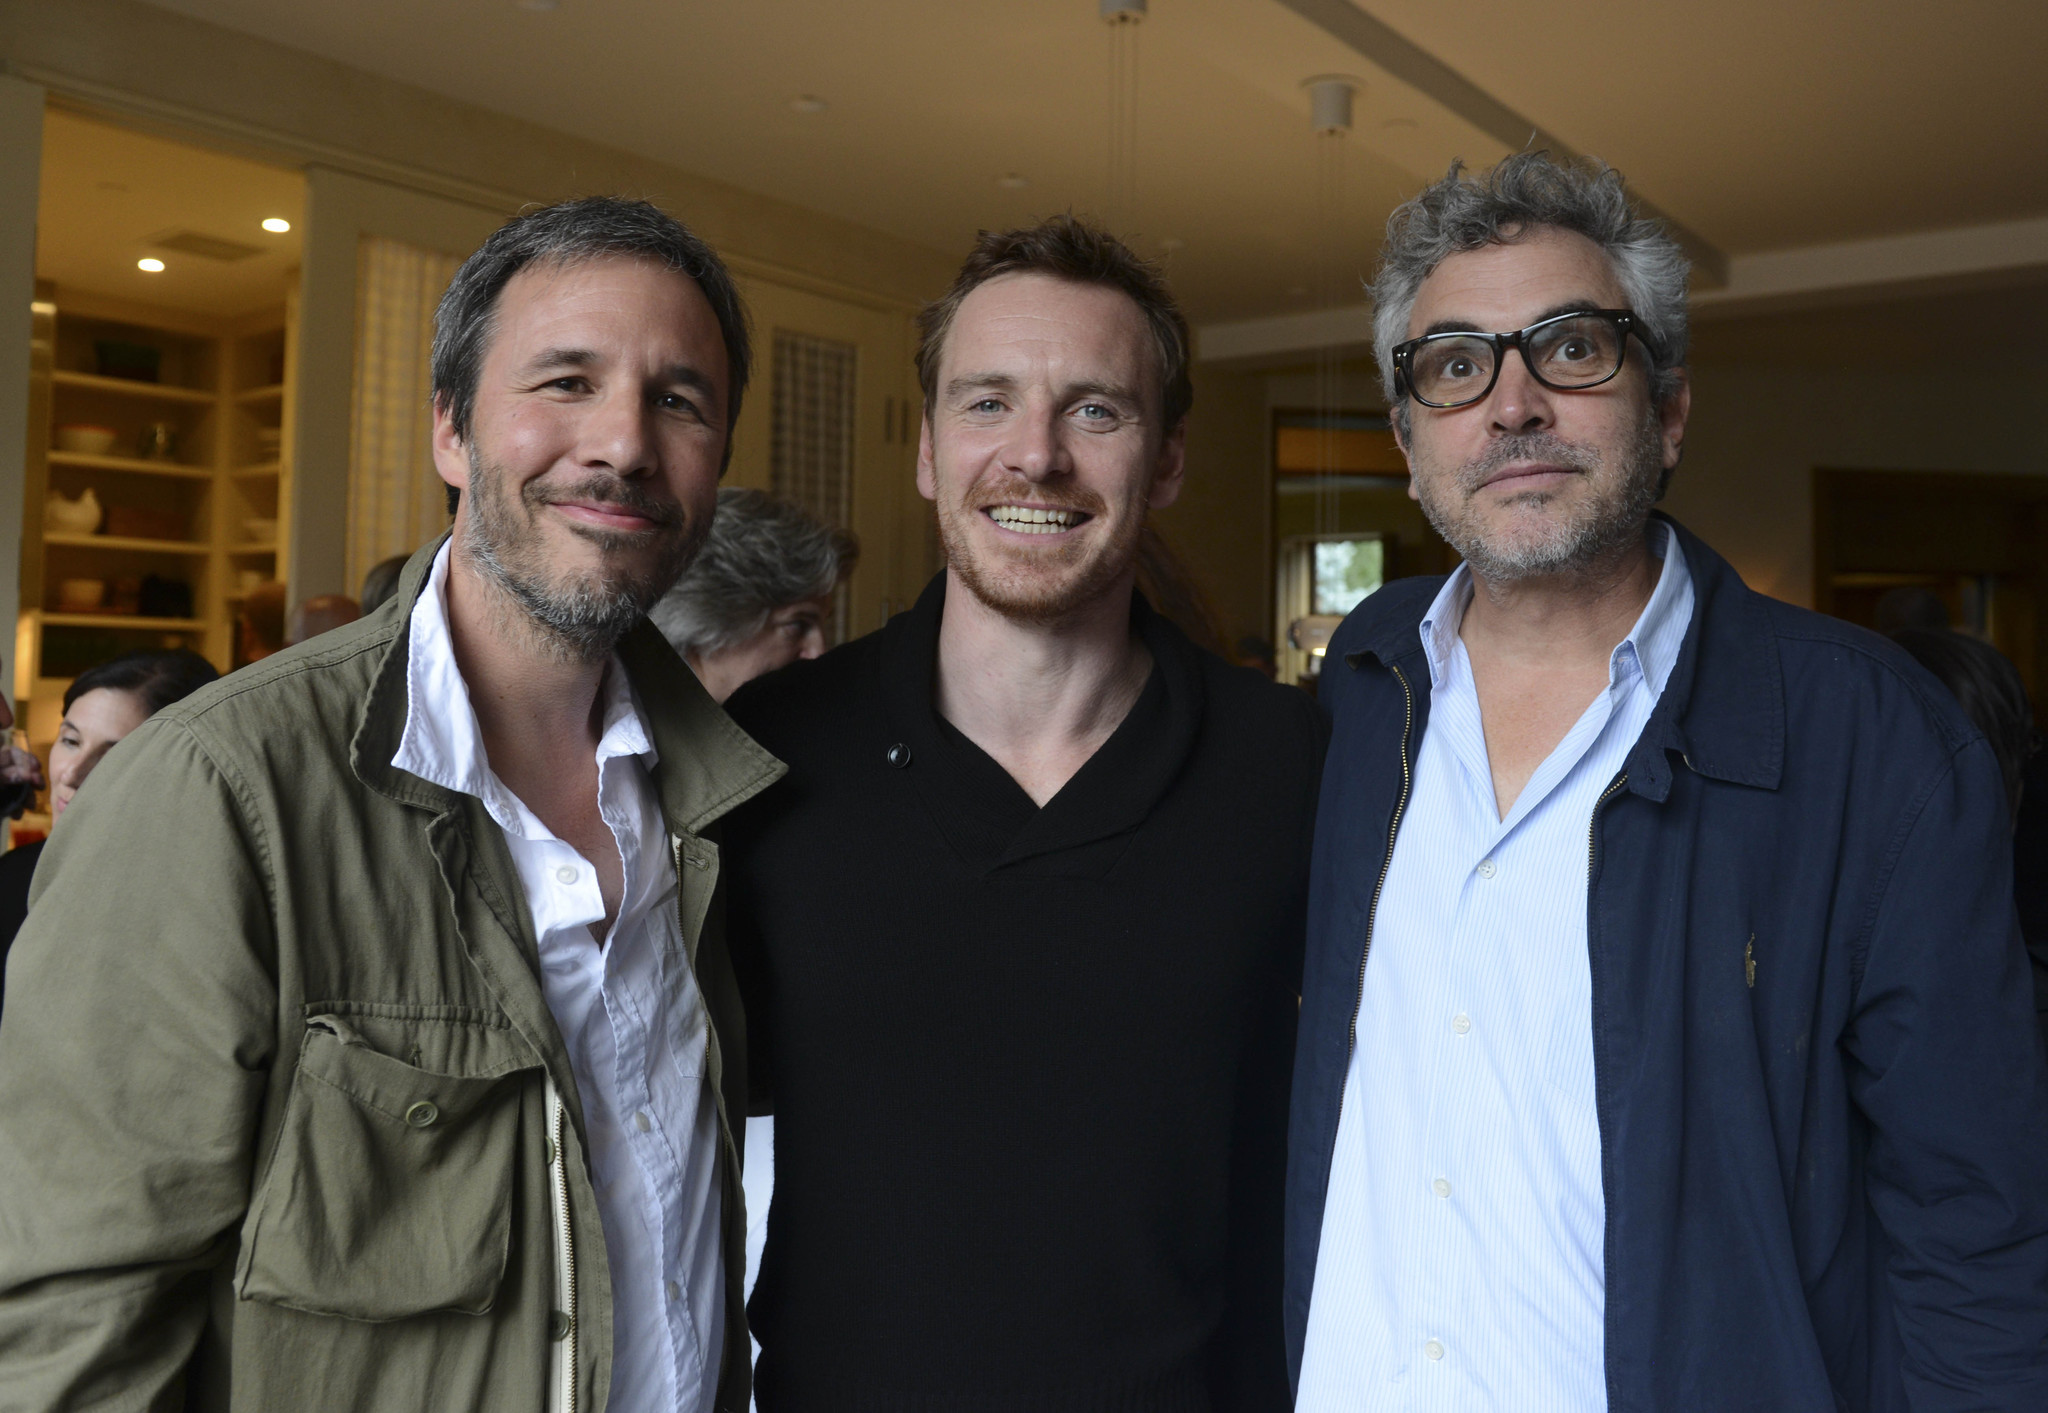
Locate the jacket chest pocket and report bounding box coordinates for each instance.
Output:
[237,1011,541,1322]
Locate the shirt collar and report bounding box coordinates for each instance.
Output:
[391,541,654,837]
[1416,520,1694,698]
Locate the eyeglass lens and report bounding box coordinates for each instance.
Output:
[1409,314,1628,407]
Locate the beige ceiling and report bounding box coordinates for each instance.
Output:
[39,109,304,317]
[1359,0,2048,253]
[131,0,2045,324]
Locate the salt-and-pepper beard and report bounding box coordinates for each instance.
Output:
[1412,408,1667,584]
[460,442,705,663]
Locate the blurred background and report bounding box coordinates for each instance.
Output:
[0,0,2043,772]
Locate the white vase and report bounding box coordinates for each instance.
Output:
[46,488,102,535]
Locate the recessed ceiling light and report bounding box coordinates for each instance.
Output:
[515,0,559,11]
[261,217,291,234]
[996,173,1029,190]
[790,95,829,114]
[137,258,165,273]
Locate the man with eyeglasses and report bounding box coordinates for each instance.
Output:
[1288,153,2048,1411]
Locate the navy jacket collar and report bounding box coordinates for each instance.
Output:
[1342,513,1785,802]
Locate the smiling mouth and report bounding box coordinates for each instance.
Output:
[985,504,1089,534]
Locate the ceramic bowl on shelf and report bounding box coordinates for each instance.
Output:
[242,517,279,544]
[58,578,105,613]
[54,424,119,456]
[45,488,103,535]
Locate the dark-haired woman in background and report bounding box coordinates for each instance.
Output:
[0,649,220,1006]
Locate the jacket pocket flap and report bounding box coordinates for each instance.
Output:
[238,1014,540,1322]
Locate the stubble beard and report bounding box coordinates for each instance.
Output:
[937,478,1143,626]
[460,443,705,663]
[1412,409,1667,584]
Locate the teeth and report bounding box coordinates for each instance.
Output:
[988,505,1080,534]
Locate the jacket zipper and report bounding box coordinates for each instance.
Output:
[1347,662,1415,1057]
[1585,767,1626,1398]
[547,1078,578,1413]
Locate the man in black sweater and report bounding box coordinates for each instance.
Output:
[722,217,1323,1410]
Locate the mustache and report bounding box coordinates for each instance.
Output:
[525,474,682,528]
[966,482,1108,516]
[1458,432,1601,493]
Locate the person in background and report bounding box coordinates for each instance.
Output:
[0,648,218,1005]
[286,593,362,645]
[358,554,411,616]
[648,486,856,702]
[0,673,43,824]
[236,580,287,665]
[1290,152,2048,1409]
[1890,626,2046,1035]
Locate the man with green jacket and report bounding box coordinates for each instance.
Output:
[0,196,780,1413]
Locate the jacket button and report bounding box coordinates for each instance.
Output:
[548,1309,572,1341]
[404,1100,439,1128]
[885,742,912,768]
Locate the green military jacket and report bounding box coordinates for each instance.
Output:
[0,540,783,1412]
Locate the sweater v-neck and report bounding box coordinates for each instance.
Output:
[878,572,1203,876]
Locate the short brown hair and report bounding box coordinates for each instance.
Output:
[915,215,1193,432]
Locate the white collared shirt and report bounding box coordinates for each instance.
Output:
[394,542,723,1413]
[1297,524,1694,1412]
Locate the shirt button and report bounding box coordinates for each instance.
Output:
[666,1279,681,1302]
[1433,1177,1452,1198]
[1452,1013,1472,1035]
[404,1100,439,1128]
[1425,1338,1445,1361]
[633,1110,652,1134]
[1476,858,1497,879]
[555,865,578,885]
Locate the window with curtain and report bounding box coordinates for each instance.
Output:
[346,234,464,599]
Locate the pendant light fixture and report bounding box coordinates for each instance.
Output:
[1102,0,1146,235]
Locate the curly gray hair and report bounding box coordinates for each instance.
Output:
[1370,153,1691,435]
[648,488,858,657]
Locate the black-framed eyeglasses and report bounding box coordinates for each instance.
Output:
[1392,309,1659,410]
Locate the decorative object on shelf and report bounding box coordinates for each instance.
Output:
[105,505,189,541]
[236,569,266,594]
[54,424,119,456]
[93,339,161,383]
[45,488,103,535]
[58,578,106,612]
[241,516,279,544]
[138,575,193,619]
[137,422,178,461]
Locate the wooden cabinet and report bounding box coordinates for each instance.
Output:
[15,286,294,746]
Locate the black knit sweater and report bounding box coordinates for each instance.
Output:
[723,574,1324,1412]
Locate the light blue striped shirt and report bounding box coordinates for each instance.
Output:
[1297,524,1693,1412]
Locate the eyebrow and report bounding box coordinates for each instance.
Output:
[520,346,723,400]
[942,372,1145,407]
[1419,301,1607,339]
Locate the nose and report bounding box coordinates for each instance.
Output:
[1486,346,1557,436]
[797,625,827,660]
[576,383,656,479]
[999,399,1070,484]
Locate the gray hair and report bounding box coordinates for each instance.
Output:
[648,488,858,656]
[1370,153,1690,430]
[431,196,753,504]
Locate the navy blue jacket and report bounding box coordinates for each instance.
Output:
[1287,517,2048,1411]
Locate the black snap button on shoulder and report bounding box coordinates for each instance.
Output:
[885,742,912,769]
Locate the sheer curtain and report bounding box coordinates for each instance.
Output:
[347,235,463,598]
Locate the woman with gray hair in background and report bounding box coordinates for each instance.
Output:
[652,486,858,702]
